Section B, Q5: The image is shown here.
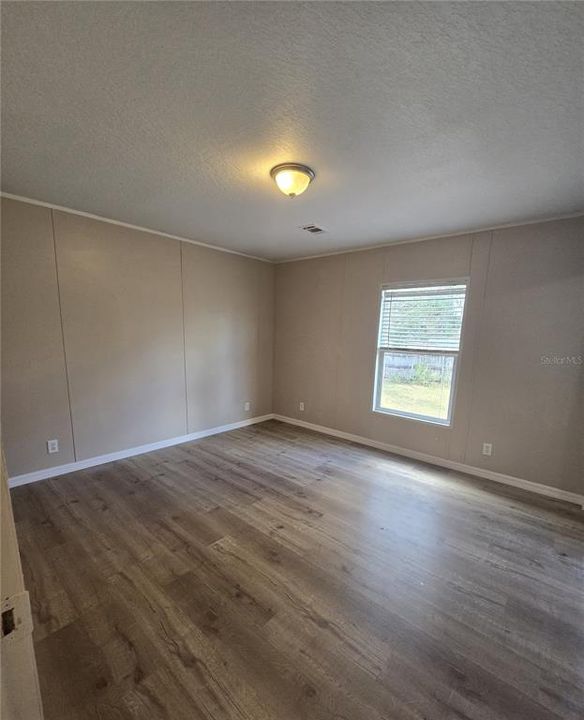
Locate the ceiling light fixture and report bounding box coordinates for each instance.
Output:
[270,163,315,198]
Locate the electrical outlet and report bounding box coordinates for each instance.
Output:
[47,439,59,454]
[244,401,251,412]
[299,402,305,412]
[482,442,493,457]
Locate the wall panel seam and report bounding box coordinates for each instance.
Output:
[255,264,262,412]
[333,255,348,428]
[271,266,281,411]
[461,231,494,466]
[269,266,276,412]
[179,241,189,434]
[50,208,78,461]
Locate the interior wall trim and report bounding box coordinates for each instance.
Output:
[4,193,583,266]
[9,411,583,509]
[8,414,275,488]
[0,192,271,264]
[273,415,584,509]
[275,212,584,264]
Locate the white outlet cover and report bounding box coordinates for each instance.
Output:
[482,443,493,456]
[47,439,59,454]
[244,401,250,412]
[299,402,305,411]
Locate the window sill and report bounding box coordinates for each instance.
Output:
[372,407,452,427]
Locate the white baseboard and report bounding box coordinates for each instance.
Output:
[11,412,583,509]
[8,414,275,488]
[273,414,584,509]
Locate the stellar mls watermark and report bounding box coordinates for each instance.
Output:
[540,355,583,366]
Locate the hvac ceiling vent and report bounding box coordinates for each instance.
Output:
[300,224,326,234]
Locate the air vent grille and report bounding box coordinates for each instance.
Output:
[301,224,326,234]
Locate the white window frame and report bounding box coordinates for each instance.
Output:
[372,279,469,427]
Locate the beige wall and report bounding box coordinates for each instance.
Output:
[53,212,187,459]
[182,244,273,432]
[464,221,584,492]
[1,198,275,476]
[274,217,584,495]
[2,196,582,495]
[1,200,75,473]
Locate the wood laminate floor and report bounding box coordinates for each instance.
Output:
[12,420,584,720]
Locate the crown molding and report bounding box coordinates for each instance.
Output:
[0,192,273,263]
[3,191,582,265]
[275,211,584,264]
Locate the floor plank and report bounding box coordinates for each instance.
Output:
[13,420,584,720]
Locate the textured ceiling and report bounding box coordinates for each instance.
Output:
[2,2,583,261]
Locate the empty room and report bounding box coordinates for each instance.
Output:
[1,2,583,719]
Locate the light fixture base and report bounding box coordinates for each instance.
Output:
[270,163,315,198]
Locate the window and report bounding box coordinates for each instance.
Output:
[373,282,468,425]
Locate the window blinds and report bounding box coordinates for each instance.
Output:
[378,284,467,352]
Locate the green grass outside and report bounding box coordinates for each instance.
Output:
[380,381,451,419]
